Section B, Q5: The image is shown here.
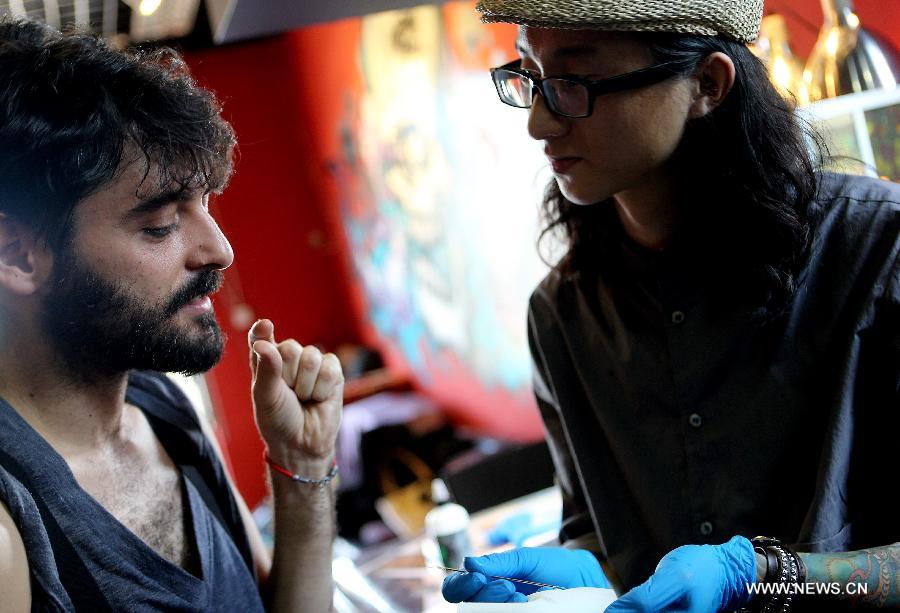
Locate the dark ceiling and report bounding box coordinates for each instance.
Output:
[207,0,445,44]
[0,0,448,46]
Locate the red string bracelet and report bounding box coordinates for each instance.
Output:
[264,451,338,489]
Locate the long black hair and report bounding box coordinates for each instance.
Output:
[0,17,235,251]
[538,33,825,317]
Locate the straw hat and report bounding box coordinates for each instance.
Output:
[475,0,764,43]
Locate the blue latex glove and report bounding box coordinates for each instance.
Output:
[606,535,756,613]
[442,547,611,604]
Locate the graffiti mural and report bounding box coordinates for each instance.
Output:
[334,3,552,393]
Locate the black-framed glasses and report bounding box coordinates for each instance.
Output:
[490,59,691,118]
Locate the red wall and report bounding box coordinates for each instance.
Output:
[185,0,900,508]
[186,31,371,507]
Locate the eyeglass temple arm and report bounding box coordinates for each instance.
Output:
[587,60,694,95]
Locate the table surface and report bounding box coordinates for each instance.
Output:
[354,486,563,612]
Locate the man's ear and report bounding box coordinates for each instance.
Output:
[0,214,53,295]
[688,52,736,119]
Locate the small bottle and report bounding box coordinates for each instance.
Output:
[423,478,471,570]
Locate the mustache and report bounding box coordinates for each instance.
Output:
[165,270,224,316]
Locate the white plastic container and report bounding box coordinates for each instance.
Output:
[422,479,471,569]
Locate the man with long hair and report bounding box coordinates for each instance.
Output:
[444,1,899,611]
[0,18,340,612]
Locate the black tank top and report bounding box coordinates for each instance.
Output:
[0,371,265,612]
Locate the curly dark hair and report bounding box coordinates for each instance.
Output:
[538,33,825,318]
[0,17,236,250]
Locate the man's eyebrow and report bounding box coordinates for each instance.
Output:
[125,188,191,217]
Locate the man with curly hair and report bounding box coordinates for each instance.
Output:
[0,18,341,612]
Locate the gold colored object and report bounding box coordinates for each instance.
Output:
[753,14,805,100]
[374,448,437,539]
[801,0,898,104]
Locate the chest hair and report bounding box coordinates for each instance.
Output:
[71,446,198,575]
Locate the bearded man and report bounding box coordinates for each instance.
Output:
[0,18,341,612]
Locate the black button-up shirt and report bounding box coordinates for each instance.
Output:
[527,173,899,598]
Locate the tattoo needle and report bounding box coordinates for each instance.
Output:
[430,566,563,590]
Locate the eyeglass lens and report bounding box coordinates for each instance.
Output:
[493,70,589,117]
[543,79,589,117]
[494,71,533,108]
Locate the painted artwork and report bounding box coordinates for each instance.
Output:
[818,112,871,175]
[865,104,900,180]
[331,3,553,414]
[804,89,900,181]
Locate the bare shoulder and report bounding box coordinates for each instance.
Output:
[0,500,31,612]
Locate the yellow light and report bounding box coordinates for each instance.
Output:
[138,0,162,16]
[825,29,840,56]
[772,57,792,91]
[846,12,860,29]
[798,83,810,106]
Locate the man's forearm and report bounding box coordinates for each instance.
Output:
[246,321,344,612]
[798,542,900,608]
[267,466,337,613]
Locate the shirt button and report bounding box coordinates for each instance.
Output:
[671,310,685,324]
[700,521,714,536]
[688,413,703,428]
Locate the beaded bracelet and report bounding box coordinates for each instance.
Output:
[264,451,338,489]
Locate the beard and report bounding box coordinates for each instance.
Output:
[42,246,226,384]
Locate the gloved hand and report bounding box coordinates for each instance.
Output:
[606,535,756,613]
[442,547,610,604]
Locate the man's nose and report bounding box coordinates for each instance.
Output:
[187,211,234,271]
